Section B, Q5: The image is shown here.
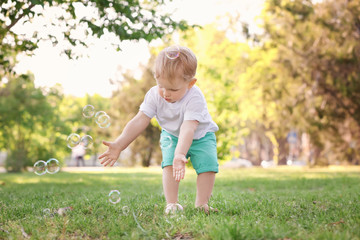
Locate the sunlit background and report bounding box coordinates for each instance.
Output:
[14,0,265,97]
[1,0,359,172]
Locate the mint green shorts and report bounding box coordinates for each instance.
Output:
[160,130,219,174]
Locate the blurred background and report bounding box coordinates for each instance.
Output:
[0,0,359,172]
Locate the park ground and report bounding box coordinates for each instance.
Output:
[0,166,359,239]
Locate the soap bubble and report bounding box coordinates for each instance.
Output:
[83,105,95,118]
[34,160,47,176]
[95,111,107,120]
[160,135,173,149]
[43,208,51,217]
[122,206,130,216]
[108,190,121,204]
[67,133,81,149]
[95,111,111,128]
[80,135,93,149]
[46,158,60,174]
[165,46,180,60]
[97,115,111,128]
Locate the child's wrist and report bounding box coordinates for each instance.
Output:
[174,153,187,161]
[114,139,126,151]
[174,153,185,157]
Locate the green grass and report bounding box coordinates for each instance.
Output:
[0,167,359,239]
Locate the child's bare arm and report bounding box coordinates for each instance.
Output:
[99,111,151,166]
[173,120,199,181]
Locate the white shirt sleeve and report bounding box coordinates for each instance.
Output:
[139,87,157,119]
[183,93,209,123]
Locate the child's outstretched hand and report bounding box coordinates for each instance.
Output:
[173,154,188,182]
[99,141,122,167]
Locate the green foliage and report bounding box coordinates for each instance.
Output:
[110,61,162,167]
[0,74,112,171]
[0,167,359,239]
[0,0,193,69]
[179,25,282,163]
[180,25,252,161]
[166,0,360,165]
[1,0,359,169]
[60,93,112,163]
[0,0,195,171]
[0,73,68,172]
[259,0,360,164]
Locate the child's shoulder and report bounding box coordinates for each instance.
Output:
[145,85,159,96]
[148,85,158,92]
[189,85,205,98]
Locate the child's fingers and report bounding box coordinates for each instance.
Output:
[175,170,178,181]
[102,140,111,146]
[173,168,184,181]
[104,158,114,166]
[100,157,108,164]
[101,157,113,166]
[174,169,178,181]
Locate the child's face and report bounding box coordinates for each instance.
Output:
[156,77,196,103]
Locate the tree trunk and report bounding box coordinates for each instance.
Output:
[276,137,287,165]
[142,146,153,167]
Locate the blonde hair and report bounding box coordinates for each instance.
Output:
[154,46,197,83]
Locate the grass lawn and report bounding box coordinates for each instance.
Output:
[0,166,359,239]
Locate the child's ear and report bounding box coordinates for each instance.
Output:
[188,78,197,89]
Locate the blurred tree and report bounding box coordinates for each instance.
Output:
[181,24,286,164]
[59,94,111,166]
[0,0,193,74]
[0,0,196,171]
[0,73,68,172]
[110,59,161,167]
[182,24,253,161]
[261,0,360,165]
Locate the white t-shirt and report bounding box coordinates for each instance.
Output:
[139,85,219,139]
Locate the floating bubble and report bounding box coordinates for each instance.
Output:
[95,111,111,128]
[95,111,107,120]
[80,135,93,149]
[83,105,95,118]
[97,114,110,124]
[67,133,81,149]
[34,160,47,176]
[43,208,51,217]
[97,115,111,128]
[160,135,173,149]
[46,158,60,174]
[165,46,180,60]
[95,111,107,123]
[122,206,130,216]
[108,190,121,204]
[98,121,111,128]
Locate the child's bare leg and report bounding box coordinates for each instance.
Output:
[162,166,179,204]
[195,172,215,207]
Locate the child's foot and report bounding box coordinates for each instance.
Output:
[165,203,184,214]
[196,204,219,214]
